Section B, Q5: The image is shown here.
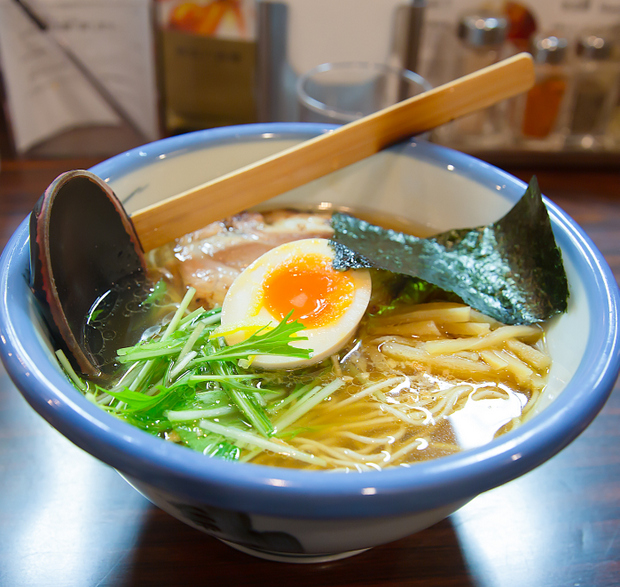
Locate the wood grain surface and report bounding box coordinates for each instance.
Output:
[0,155,618,587]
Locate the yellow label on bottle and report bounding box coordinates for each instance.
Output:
[159,29,256,132]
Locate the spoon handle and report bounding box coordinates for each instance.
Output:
[132,53,534,252]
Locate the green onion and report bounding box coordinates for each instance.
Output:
[210,358,274,437]
[143,279,168,305]
[55,350,87,392]
[274,378,344,433]
[66,286,343,463]
[198,419,326,467]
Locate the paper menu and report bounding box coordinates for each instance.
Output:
[0,0,159,154]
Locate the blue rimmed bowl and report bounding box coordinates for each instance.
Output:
[1,123,619,563]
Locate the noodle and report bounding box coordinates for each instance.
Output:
[250,299,550,470]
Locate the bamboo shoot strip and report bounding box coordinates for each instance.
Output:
[167,406,237,421]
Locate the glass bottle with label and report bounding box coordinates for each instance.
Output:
[518,34,570,150]
[434,12,510,149]
[566,33,620,150]
[155,0,258,135]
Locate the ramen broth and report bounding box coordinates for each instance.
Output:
[84,207,550,472]
[244,302,546,469]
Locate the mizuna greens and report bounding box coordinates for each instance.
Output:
[62,287,341,467]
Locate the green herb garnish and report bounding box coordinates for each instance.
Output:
[60,288,338,466]
[142,278,168,305]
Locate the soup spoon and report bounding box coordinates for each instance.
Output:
[30,53,535,377]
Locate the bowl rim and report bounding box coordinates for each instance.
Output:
[1,123,619,520]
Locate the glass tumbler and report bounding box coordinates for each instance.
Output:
[296,61,431,125]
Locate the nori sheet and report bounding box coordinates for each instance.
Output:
[330,177,569,325]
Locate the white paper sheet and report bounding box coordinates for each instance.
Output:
[0,0,159,153]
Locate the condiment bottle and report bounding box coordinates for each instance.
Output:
[155,0,258,135]
[437,12,510,148]
[456,12,508,74]
[519,34,570,149]
[566,33,620,150]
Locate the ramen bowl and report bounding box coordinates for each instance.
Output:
[1,124,619,563]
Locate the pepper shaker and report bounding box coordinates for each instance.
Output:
[435,12,510,149]
[566,33,620,150]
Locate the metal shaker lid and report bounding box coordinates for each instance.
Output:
[458,13,508,47]
[576,34,613,60]
[530,35,568,65]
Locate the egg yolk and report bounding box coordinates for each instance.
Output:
[261,254,356,328]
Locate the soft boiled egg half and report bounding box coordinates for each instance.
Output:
[220,238,371,369]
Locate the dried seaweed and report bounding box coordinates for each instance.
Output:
[331,177,569,325]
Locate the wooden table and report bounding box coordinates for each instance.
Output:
[0,155,618,587]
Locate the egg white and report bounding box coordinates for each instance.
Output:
[220,238,371,369]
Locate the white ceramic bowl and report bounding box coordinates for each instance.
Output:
[1,123,618,563]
